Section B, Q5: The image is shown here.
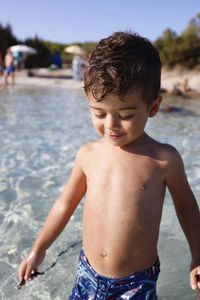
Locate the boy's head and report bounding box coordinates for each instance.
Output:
[84,31,161,107]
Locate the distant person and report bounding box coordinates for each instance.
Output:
[4,48,15,86]
[182,78,191,93]
[72,55,85,80]
[19,32,200,299]
[12,51,21,70]
[82,55,89,74]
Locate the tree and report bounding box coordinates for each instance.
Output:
[182,13,200,37]
[154,29,177,66]
[0,23,18,56]
[82,42,97,56]
[24,36,51,68]
[154,13,200,68]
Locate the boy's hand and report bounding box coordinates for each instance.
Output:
[190,260,200,292]
[19,249,46,285]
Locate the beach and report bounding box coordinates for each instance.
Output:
[161,68,200,94]
[1,67,200,95]
[4,68,84,90]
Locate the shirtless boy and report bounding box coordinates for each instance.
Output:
[19,32,200,299]
[4,48,15,86]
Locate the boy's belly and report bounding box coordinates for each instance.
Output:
[82,195,162,278]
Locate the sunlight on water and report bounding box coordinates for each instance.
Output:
[0,87,199,299]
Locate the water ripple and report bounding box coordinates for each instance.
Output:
[0,88,199,299]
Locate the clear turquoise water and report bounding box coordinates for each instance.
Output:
[0,86,199,299]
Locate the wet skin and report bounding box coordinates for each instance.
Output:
[19,88,200,291]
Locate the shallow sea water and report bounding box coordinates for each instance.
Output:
[0,86,199,300]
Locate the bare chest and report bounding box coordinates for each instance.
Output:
[86,152,165,191]
[83,152,166,237]
[84,155,166,224]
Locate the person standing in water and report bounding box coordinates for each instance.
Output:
[4,48,15,86]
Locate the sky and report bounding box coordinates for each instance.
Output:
[0,0,200,44]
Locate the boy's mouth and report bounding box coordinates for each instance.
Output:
[106,133,124,139]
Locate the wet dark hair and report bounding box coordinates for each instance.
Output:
[84,31,161,106]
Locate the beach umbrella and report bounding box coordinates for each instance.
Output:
[65,45,85,55]
[9,45,37,55]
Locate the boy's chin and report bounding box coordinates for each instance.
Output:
[104,137,131,147]
[103,133,145,148]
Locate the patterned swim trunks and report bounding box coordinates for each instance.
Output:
[69,249,160,299]
[5,66,15,75]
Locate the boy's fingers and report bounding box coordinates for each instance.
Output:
[32,268,38,277]
[25,265,33,280]
[19,262,26,282]
[197,276,200,290]
[190,271,200,290]
[190,271,198,290]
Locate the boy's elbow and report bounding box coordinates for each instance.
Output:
[174,197,200,218]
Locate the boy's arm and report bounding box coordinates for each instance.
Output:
[165,146,200,291]
[19,146,87,282]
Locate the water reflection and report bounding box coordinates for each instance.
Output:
[0,88,199,299]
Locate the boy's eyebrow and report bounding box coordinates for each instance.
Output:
[89,105,138,110]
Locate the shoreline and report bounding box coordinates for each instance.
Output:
[1,68,200,98]
[18,68,84,90]
[161,68,200,95]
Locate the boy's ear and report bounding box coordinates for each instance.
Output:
[148,96,162,118]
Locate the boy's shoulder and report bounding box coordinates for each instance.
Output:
[76,139,104,160]
[150,138,182,166]
[75,140,104,171]
[154,139,178,155]
[79,139,104,152]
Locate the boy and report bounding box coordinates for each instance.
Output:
[19,32,200,299]
[4,48,15,86]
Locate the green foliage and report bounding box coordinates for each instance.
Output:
[1,13,200,69]
[154,13,200,68]
[43,41,97,65]
[44,41,72,65]
[44,41,66,55]
[82,42,97,56]
[182,13,200,37]
[0,23,18,56]
[24,36,51,68]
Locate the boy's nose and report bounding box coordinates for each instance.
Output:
[105,115,120,130]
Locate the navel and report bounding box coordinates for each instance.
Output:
[141,185,145,190]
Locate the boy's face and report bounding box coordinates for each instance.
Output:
[88,88,161,147]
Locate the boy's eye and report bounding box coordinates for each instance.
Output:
[119,115,133,120]
[94,113,106,118]
[93,113,133,120]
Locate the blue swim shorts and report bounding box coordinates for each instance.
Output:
[69,249,160,299]
[5,66,15,75]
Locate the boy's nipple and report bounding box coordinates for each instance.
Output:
[100,251,107,258]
